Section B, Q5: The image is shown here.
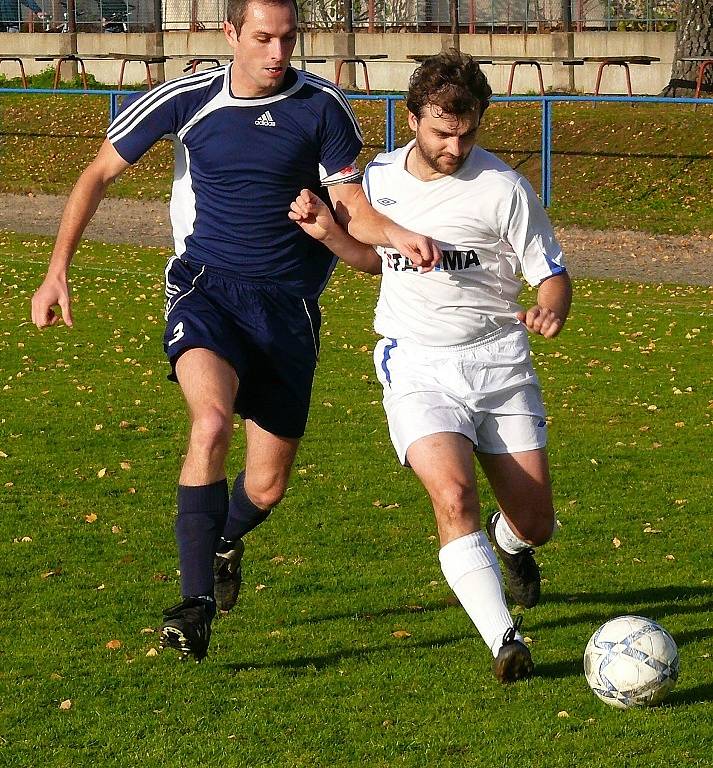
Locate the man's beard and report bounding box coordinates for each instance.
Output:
[419,142,466,175]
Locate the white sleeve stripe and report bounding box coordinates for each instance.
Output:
[107,77,224,147]
[107,70,220,140]
[107,68,224,136]
[107,69,224,143]
[303,73,363,143]
[308,76,355,118]
[322,171,362,186]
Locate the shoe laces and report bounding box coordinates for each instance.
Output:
[511,547,537,573]
[502,614,524,647]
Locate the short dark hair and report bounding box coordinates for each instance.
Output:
[226,0,298,36]
[407,50,492,120]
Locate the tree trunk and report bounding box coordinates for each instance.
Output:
[661,0,713,96]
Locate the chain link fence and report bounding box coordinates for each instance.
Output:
[1,0,679,32]
[302,1,680,32]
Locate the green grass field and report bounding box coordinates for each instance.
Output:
[1,229,711,767]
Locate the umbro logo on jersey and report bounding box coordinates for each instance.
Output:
[377,197,397,205]
[255,110,276,127]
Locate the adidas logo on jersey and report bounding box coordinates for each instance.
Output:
[255,110,276,127]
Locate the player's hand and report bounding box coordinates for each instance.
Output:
[384,223,441,273]
[31,274,73,329]
[289,189,337,242]
[516,305,563,338]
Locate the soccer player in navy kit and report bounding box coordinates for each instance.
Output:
[30,0,440,662]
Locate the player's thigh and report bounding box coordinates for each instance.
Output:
[476,447,554,528]
[244,418,300,501]
[407,432,480,519]
[175,347,238,422]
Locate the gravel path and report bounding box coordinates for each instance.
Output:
[2,192,712,286]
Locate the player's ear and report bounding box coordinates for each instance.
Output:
[407,111,419,132]
[223,20,238,46]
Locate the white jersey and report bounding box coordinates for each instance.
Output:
[363,141,566,346]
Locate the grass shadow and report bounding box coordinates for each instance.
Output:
[666,682,713,706]
[221,631,471,674]
[533,585,713,638]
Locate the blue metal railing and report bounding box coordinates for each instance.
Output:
[491,94,713,206]
[0,88,711,207]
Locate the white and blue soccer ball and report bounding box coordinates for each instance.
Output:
[584,615,679,709]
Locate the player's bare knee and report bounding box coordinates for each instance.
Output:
[245,478,287,510]
[431,481,477,525]
[518,512,555,547]
[189,409,233,461]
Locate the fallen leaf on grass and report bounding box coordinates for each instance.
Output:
[643,525,662,534]
[84,513,98,523]
[145,648,158,657]
[59,699,72,710]
[612,537,621,548]
[97,468,107,478]
[105,639,122,650]
[557,711,570,718]
[41,568,62,579]
[120,462,131,471]
[391,630,411,639]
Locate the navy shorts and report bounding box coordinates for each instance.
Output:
[163,257,321,439]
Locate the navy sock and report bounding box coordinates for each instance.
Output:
[218,471,271,551]
[175,479,229,598]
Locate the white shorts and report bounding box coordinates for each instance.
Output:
[373,324,547,465]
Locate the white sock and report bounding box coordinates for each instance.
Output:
[439,531,520,657]
[494,511,532,555]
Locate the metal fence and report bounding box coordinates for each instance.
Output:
[303,1,680,32]
[2,0,679,32]
[2,86,709,208]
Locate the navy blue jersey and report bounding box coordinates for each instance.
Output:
[108,66,363,298]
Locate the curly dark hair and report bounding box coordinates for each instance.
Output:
[406,50,492,120]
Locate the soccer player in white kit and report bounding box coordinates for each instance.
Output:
[291,50,572,682]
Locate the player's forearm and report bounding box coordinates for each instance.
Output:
[48,169,113,278]
[322,222,381,275]
[537,272,572,325]
[333,190,399,248]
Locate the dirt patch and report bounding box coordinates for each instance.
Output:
[2,192,712,286]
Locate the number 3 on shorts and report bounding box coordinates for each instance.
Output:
[168,321,185,347]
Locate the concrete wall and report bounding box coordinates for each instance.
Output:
[0,30,676,94]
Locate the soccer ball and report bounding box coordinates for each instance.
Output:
[584,615,679,709]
